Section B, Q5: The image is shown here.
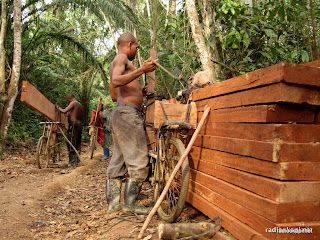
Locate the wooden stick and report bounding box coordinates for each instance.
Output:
[153,61,180,80]
[92,97,102,126]
[137,106,211,239]
[57,125,82,162]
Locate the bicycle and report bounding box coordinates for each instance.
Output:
[145,100,196,222]
[35,121,63,169]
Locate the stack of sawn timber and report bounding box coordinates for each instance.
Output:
[187,60,320,240]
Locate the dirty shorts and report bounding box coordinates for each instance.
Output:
[107,104,148,180]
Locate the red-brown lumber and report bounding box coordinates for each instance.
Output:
[189,159,320,203]
[192,63,285,101]
[190,147,320,181]
[190,169,320,223]
[187,192,267,240]
[196,83,320,111]
[284,64,320,87]
[302,60,320,68]
[145,100,155,124]
[146,49,157,93]
[199,123,320,143]
[316,111,320,124]
[20,81,68,128]
[145,127,156,150]
[194,135,320,162]
[197,105,316,124]
[189,182,320,240]
[192,63,320,102]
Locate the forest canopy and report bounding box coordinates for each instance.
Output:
[0,0,319,150]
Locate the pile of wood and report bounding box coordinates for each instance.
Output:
[187,60,320,240]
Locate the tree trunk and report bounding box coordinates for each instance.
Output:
[202,0,221,75]
[309,0,319,60]
[186,0,217,82]
[158,221,221,239]
[101,11,118,52]
[0,0,22,140]
[169,0,176,16]
[0,0,7,100]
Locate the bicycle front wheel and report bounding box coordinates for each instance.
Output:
[155,136,190,223]
[35,136,48,169]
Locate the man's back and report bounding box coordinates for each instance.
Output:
[68,100,83,122]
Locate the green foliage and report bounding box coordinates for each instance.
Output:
[215,0,313,77]
[136,1,201,98]
[3,0,319,145]
[6,0,135,143]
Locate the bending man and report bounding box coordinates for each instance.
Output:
[59,94,83,167]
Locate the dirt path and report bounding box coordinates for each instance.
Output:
[0,148,221,240]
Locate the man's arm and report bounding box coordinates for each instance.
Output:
[109,81,117,102]
[111,54,156,88]
[59,101,75,113]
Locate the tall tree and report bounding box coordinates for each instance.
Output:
[0,0,22,139]
[0,0,7,105]
[186,0,217,82]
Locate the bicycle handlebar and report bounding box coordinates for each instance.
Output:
[39,121,62,124]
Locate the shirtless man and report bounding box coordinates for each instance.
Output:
[58,94,83,167]
[106,32,157,214]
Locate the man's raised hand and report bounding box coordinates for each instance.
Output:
[141,59,157,73]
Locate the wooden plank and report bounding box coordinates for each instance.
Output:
[316,111,320,124]
[302,60,320,68]
[189,159,320,203]
[146,49,157,93]
[194,135,320,162]
[145,100,155,124]
[20,81,68,128]
[187,192,267,240]
[189,182,320,240]
[190,147,320,181]
[196,83,320,111]
[192,63,320,102]
[284,64,320,87]
[153,101,197,128]
[199,123,320,143]
[145,127,156,150]
[192,63,285,101]
[197,105,316,124]
[190,169,320,223]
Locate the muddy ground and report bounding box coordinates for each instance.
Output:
[0,146,226,240]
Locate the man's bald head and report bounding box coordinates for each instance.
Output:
[117,32,136,46]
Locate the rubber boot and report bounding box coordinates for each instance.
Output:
[106,178,122,213]
[123,178,151,215]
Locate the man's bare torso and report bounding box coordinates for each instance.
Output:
[68,100,82,122]
[109,55,143,107]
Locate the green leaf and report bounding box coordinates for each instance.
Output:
[301,50,309,62]
[264,29,277,38]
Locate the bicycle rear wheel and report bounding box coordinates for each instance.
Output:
[154,136,190,222]
[35,136,48,169]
